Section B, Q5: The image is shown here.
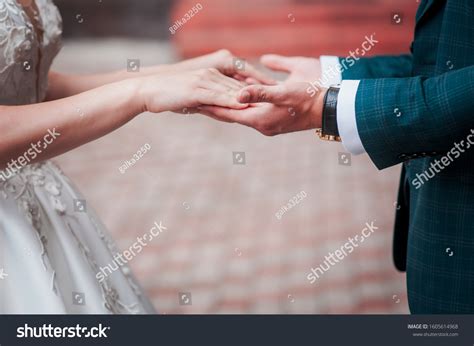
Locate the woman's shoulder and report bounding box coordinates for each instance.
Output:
[36,0,63,41]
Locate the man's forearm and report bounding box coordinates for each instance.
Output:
[341,54,413,80]
[348,65,474,169]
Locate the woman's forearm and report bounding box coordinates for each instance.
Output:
[46,50,273,101]
[1,79,142,170]
[1,67,248,172]
[46,53,218,100]
[46,65,170,101]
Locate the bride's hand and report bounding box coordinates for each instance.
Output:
[169,50,276,85]
[137,68,249,114]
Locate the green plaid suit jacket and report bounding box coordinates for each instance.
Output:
[341,0,474,313]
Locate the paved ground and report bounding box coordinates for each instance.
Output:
[54,39,408,314]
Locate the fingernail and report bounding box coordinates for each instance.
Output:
[240,90,251,103]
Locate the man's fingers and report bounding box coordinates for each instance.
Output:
[260,54,294,73]
[238,84,287,104]
[200,109,234,123]
[237,64,277,85]
[221,58,276,85]
[199,105,254,125]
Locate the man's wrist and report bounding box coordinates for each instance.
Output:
[321,86,340,137]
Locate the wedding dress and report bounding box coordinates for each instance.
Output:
[0,0,155,313]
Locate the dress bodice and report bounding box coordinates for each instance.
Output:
[0,0,62,105]
[0,1,156,314]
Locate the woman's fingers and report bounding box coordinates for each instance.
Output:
[198,107,235,123]
[197,87,248,110]
[196,70,251,109]
[208,69,246,90]
[244,77,259,85]
[238,84,287,104]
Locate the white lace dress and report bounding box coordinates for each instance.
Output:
[0,0,156,314]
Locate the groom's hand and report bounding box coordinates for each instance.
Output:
[260,54,322,83]
[201,83,327,136]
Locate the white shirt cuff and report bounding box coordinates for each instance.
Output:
[337,80,366,155]
[319,56,342,87]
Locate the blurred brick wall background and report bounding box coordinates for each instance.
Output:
[51,0,419,313]
[172,0,417,58]
[55,0,173,39]
[56,0,416,57]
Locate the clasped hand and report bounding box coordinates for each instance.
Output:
[200,53,327,136]
[138,50,326,136]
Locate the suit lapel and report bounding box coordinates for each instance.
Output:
[416,0,437,23]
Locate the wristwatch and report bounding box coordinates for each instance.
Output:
[316,86,341,142]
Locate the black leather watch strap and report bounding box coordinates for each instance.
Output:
[321,86,340,137]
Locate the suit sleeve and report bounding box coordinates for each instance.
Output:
[355,65,474,169]
[341,54,413,79]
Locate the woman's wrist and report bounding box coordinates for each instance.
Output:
[131,74,173,114]
[168,50,225,72]
[120,78,150,117]
[139,64,175,75]
[168,58,205,73]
